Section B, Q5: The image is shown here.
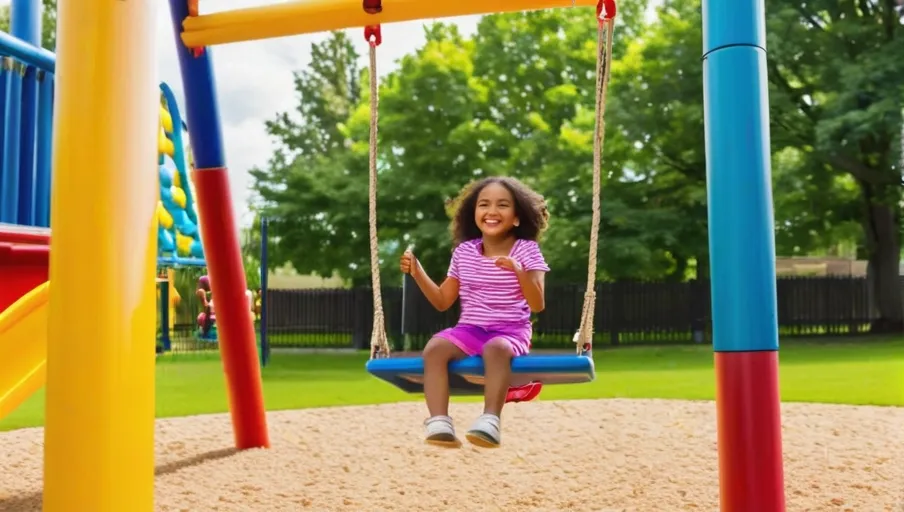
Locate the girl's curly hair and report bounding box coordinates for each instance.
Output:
[448,176,550,246]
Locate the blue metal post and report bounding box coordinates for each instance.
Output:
[702,0,786,510]
[0,64,7,192]
[18,65,38,225]
[11,0,42,226]
[160,279,172,352]
[2,58,23,223]
[35,71,53,227]
[260,216,269,367]
[10,0,41,51]
[165,5,225,169]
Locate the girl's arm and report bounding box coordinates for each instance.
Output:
[495,242,548,312]
[411,262,460,312]
[515,269,546,313]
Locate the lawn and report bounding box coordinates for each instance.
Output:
[1,336,901,432]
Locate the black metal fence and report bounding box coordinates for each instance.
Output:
[156,279,262,353]
[259,275,883,351]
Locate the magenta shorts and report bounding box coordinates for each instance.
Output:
[433,323,532,357]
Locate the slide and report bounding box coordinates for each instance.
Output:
[0,224,50,421]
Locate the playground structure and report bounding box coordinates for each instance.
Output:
[0,1,269,510]
[155,82,205,345]
[155,78,265,349]
[157,83,205,264]
[0,0,786,511]
[154,83,232,347]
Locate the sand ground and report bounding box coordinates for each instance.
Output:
[0,399,901,511]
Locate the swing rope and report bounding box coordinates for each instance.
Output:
[574,9,616,354]
[365,25,392,360]
[365,6,616,360]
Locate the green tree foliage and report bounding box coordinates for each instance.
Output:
[607,1,710,279]
[600,0,903,328]
[252,8,687,284]
[249,32,372,284]
[765,0,903,330]
[468,10,663,281]
[251,0,903,330]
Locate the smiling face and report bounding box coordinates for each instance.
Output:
[474,182,519,239]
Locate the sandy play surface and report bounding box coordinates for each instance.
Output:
[0,399,901,511]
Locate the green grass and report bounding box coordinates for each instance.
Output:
[1,336,901,432]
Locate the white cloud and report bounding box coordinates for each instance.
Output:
[154,2,481,226]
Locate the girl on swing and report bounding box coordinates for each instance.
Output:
[196,275,215,337]
[399,176,550,448]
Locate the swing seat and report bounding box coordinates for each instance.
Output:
[366,353,595,396]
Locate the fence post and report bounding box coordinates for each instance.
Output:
[259,216,269,367]
[159,280,171,352]
[608,281,620,346]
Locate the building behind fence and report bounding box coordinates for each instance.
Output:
[256,276,881,352]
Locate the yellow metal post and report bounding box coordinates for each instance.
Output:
[43,1,159,511]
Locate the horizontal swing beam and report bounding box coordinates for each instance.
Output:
[181,0,599,47]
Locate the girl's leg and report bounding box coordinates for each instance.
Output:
[422,337,466,416]
[481,338,514,416]
[422,336,467,446]
[465,338,514,448]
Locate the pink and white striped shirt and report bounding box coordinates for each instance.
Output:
[447,238,550,327]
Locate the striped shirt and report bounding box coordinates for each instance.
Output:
[447,238,550,327]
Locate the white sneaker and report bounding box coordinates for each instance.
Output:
[465,413,501,448]
[424,415,461,447]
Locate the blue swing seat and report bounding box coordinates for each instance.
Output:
[366,353,595,395]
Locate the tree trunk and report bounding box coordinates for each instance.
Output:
[861,185,903,333]
[666,254,688,282]
[695,253,711,280]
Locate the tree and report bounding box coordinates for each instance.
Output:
[0,0,57,50]
[766,0,903,331]
[263,31,361,160]
[252,2,738,284]
[615,0,902,328]
[249,31,374,284]
[253,25,499,284]
[605,1,712,279]
[464,6,691,282]
[252,0,901,313]
[241,214,264,290]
